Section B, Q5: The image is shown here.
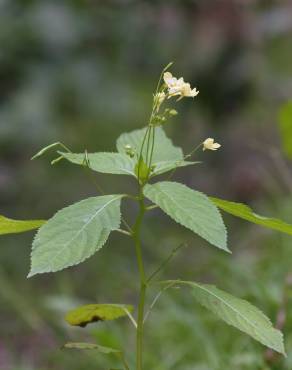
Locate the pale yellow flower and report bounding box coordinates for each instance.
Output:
[163,72,199,99]
[203,138,221,151]
[163,72,179,88]
[180,83,199,98]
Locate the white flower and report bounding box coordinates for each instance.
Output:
[163,72,199,99]
[203,138,221,151]
[179,83,199,98]
[163,71,179,88]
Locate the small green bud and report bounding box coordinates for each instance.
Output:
[169,109,178,116]
[124,144,135,158]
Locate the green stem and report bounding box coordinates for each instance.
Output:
[132,189,147,370]
[117,353,130,370]
[147,242,187,283]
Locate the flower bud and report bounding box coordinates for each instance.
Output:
[124,144,135,158]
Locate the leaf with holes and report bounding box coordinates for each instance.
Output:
[65,303,134,327]
[210,197,292,236]
[28,195,124,277]
[144,182,228,251]
[59,152,136,177]
[162,280,285,355]
[0,215,45,235]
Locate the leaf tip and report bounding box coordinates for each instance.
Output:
[27,268,38,278]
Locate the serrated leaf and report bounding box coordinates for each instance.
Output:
[65,304,134,327]
[210,197,292,236]
[0,215,45,235]
[63,342,121,353]
[279,101,292,159]
[116,127,183,163]
[162,280,285,355]
[59,152,196,180]
[144,182,228,251]
[59,152,136,177]
[28,195,124,277]
[60,129,195,180]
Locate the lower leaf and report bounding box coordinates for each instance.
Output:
[161,280,285,355]
[65,303,134,327]
[63,342,121,354]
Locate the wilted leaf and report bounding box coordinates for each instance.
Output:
[0,215,45,235]
[65,303,134,327]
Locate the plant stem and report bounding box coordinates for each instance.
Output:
[132,189,147,370]
[147,242,187,283]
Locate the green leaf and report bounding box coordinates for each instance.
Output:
[0,215,45,235]
[63,342,121,353]
[151,160,199,177]
[28,195,124,277]
[65,303,134,327]
[60,152,196,179]
[59,152,136,177]
[144,182,228,251]
[162,280,285,355]
[116,127,183,163]
[210,197,292,236]
[60,130,195,179]
[279,101,292,159]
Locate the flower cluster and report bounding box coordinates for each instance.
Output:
[163,72,199,99]
[151,67,221,153]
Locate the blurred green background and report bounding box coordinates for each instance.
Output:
[1,1,292,369]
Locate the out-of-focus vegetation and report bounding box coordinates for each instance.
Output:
[1,1,292,369]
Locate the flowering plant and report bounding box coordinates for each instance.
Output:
[1,64,291,369]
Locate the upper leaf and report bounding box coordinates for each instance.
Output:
[210,197,292,236]
[59,152,196,179]
[59,152,136,177]
[65,303,134,327]
[116,127,184,163]
[163,280,285,355]
[279,101,292,159]
[59,128,196,179]
[144,182,228,251]
[63,342,121,353]
[151,160,199,177]
[0,215,45,235]
[28,195,124,277]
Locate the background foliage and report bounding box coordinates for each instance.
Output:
[1,1,292,369]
